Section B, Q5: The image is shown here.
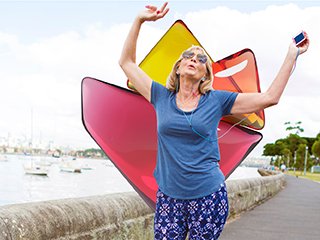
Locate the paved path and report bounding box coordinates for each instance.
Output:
[220,175,320,240]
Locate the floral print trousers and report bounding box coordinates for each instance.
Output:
[154,184,229,240]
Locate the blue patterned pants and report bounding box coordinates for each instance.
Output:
[154,184,228,240]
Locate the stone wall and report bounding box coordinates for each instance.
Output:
[227,171,285,219]
[0,171,285,240]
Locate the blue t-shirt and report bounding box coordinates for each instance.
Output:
[151,81,238,199]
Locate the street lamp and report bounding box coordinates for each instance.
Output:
[304,146,308,176]
[294,150,297,174]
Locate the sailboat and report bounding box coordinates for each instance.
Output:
[59,158,82,173]
[24,108,49,176]
[0,155,8,162]
[24,161,49,176]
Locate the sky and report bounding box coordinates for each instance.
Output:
[0,0,319,156]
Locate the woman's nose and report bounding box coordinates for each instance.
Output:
[190,56,197,62]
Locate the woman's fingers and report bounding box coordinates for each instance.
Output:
[299,32,310,54]
[155,2,169,18]
[142,2,169,21]
[159,2,168,13]
[145,5,157,11]
[157,8,170,18]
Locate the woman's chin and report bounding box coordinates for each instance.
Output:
[183,73,201,81]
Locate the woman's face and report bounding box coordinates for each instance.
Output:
[178,48,207,81]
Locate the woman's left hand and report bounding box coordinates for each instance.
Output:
[289,31,310,56]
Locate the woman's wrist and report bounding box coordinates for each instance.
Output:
[288,44,299,61]
[135,15,145,25]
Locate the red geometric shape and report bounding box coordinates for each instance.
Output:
[81,77,262,210]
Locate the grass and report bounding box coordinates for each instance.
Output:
[286,170,320,182]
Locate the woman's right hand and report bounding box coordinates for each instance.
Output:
[138,2,169,23]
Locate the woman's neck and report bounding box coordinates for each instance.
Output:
[178,79,200,101]
[176,79,201,111]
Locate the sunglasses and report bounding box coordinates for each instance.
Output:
[182,50,208,64]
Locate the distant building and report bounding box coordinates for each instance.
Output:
[311,166,320,173]
[241,156,272,168]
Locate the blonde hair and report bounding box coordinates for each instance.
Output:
[166,46,213,94]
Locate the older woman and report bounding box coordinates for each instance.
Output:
[119,2,309,239]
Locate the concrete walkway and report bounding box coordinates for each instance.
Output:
[220,175,320,240]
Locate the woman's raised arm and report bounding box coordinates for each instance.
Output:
[231,33,310,115]
[118,2,169,102]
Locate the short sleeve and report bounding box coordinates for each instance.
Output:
[151,81,170,107]
[215,90,238,116]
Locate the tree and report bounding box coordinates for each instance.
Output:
[285,134,307,154]
[263,141,289,168]
[282,148,291,167]
[284,121,304,135]
[262,126,319,170]
[83,148,107,158]
[263,141,285,156]
[295,144,306,170]
[295,143,313,171]
[312,140,320,159]
[263,134,308,168]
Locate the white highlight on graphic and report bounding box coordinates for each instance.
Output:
[214,60,248,78]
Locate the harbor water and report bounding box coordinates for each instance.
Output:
[0,154,261,206]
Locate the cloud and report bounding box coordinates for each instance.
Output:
[0,21,163,149]
[0,4,319,154]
